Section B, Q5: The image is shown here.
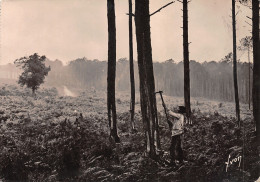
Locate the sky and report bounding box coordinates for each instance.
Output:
[0,0,252,65]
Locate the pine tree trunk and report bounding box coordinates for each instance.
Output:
[183,0,191,119]
[107,0,120,143]
[135,0,153,156]
[252,0,259,139]
[135,0,159,158]
[248,47,251,110]
[143,0,160,151]
[128,0,136,131]
[232,0,240,125]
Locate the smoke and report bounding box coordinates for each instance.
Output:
[63,86,76,97]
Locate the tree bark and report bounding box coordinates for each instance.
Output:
[107,0,120,143]
[128,0,136,131]
[143,1,160,151]
[248,47,251,110]
[232,0,240,125]
[135,0,159,158]
[183,0,191,119]
[252,0,259,140]
[135,0,152,155]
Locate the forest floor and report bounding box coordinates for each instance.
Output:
[0,84,259,182]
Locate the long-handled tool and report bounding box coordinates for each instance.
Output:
[155,91,172,129]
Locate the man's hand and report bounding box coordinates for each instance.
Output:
[165,107,170,113]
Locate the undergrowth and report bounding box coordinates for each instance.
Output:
[0,88,258,181]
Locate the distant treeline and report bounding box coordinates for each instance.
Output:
[44,57,251,104]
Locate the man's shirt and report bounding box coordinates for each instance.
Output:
[168,111,184,136]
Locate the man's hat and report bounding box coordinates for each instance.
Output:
[178,106,186,114]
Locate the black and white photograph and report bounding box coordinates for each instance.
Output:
[0,0,259,181]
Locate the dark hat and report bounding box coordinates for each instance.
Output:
[178,106,186,114]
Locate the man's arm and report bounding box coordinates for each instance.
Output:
[168,110,182,119]
[160,109,173,129]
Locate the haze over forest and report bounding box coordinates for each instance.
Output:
[0,57,252,104]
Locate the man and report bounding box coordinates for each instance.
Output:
[167,106,186,166]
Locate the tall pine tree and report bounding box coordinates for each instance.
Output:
[232,0,241,125]
[135,0,160,158]
[252,0,259,140]
[182,0,191,120]
[128,0,136,131]
[107,0,120,143]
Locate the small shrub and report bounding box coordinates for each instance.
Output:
[0,150,29,181]
[56,140,81,179]
[118,122,129,133]
[211,121,223,135]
